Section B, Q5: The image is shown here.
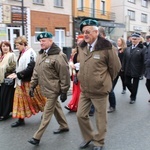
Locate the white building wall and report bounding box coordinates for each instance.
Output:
[111,0,150,41]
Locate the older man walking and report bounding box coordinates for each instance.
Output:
[28,32,70,145]
[76,19,121,150]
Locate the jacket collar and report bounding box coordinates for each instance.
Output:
[39,43,61,55]
[79,35,112,51]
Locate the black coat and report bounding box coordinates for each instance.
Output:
[144,44,150,79]
[122,43,146,77]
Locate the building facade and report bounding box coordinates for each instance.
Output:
[72,0,117,46]
[0,0,72,52]
[111,0,150,41]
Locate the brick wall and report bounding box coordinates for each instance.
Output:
[31,10,70,36]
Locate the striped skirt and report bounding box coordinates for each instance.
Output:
[12,82,46,119]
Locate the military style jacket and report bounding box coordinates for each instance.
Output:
[77,36,121,98]
[30,43,70,98]
[122,43,146,78]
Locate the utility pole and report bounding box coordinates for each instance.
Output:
[21,0,24,35]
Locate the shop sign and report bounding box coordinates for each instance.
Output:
[3,5,11,24]
[11,6,27,24]
[100,21,125,28]
[133,26,142,31]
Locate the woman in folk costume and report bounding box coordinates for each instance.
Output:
[0,41,16,120]
[8,36,46,127]
[64,34,84,112]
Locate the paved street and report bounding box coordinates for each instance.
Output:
[0,78,150,150]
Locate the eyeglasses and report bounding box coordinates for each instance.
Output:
[82,30,94,35]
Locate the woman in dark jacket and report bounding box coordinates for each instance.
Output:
[116,37,127,94]
[0,41,16,120]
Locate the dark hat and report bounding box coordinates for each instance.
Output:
[79,19,98,31]
[131,32,141,38]
[37,32,53,41]
[146,35,150,39]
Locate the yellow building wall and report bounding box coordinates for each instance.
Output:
[73,0,112,20]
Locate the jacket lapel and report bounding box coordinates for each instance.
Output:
[83,46,93,61]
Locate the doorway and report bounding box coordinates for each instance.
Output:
[6,27,22,50]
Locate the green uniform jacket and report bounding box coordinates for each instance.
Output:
[30,43,70,98]
[78,36,121,98]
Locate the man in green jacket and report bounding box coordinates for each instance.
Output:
[76,19,121,150]
[28,32,70,145]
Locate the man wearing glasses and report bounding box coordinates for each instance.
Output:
[76,19,121,150]
[122,32,146,104]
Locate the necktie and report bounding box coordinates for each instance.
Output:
[132,45,135,49]
[89,45,92,52]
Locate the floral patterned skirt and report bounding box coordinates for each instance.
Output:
[12,82,46,119]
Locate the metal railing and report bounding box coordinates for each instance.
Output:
[76,7,115,21]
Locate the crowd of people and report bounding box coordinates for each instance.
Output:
[0,18,150,150]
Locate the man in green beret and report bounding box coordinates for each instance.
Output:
[76,19,121,150]
[28,32,70,145]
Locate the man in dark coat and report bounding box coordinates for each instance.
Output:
[144,39,150,102]
[143,35,150,48]
[122,32,146,104]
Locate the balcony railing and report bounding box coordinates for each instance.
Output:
[76,7,115,21]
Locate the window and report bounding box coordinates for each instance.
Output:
[35,27,47,42]
[141,13,147,23]
[78,0,84,10]
[54,0,63,7]
[33,0,44,4]
[54,29,65,49]
[141,0,148,7]
[101,0,105,15]
[128,0,135,3]
[128,10,135,20]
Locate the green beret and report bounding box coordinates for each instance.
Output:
[79,19,98,31]
[37,32,53,41]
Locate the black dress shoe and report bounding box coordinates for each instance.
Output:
[107,107,115,113]
[129,100,135,104]
[53,128,69,134]
[79,140,91,149]
[11,121,25,127]
[28,138,40,146]
[93,146,103,150]
[64,105,71,111]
